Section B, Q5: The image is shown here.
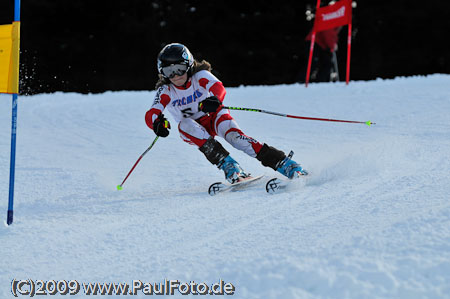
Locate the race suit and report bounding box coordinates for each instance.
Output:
[145,70,263,157]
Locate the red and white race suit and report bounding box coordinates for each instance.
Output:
[145,70,263,157]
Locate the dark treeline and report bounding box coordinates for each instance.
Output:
[1,0,449,94]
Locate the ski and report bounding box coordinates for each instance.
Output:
[208,175,264,196]
[265,175,308,194]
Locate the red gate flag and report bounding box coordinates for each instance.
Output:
[305,0,353,86]
[314,0,352,32]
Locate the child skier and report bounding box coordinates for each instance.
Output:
[145,43,308,184]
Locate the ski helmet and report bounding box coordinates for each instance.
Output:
[157,43,194,78]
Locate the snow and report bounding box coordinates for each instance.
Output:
[1,74,450,298]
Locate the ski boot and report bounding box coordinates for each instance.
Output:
[218,155,250,184]
[277,151,308,179]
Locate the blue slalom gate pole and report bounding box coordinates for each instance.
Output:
[7,0,21,226]
[15,0,21,21]
[7,95,18,225]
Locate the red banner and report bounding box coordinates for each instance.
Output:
[314,0,352,32]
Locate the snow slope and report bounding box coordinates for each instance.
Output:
[1,75,450,298]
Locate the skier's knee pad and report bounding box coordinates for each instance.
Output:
[256,143,286,170]
[199,137,230,165]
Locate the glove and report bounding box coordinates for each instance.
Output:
[199,96,222,113]
[153,114,171,137]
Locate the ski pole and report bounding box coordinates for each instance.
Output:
[223,106,375,126]
[117,136,159,190]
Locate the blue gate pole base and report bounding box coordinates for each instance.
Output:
[7,210,13,225]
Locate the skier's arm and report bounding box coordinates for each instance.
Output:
[145,93,171,130]
[198,79,227,113]
[208,81,226,102]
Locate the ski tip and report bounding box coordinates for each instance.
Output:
[116,185,123,191]
[266,178,282,194]
[208,182,225,196]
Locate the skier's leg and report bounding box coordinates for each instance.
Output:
[198,137,249,183]
[213,110,307,179]
[178,118,248,183]
[256,144,308,179]
[214,109,263,157]
[178,118,211,147]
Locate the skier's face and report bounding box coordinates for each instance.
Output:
[170,73,188,87]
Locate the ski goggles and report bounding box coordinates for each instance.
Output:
[161,64,188,79]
